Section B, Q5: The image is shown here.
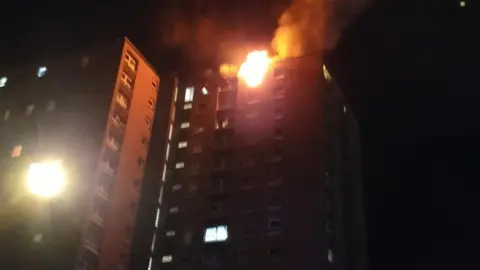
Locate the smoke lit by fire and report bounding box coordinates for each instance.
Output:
[237,50,272,87]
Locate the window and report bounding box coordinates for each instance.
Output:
[144,117,152,129]
[25,104,35,116]
[172,184,182,191]
[125,53,137,72]
[80,56,90,67]
[4,110,10,120]
[169,206,179,213]
[184,103,192,110]
[459,1,466,7]
[245,111,258,119]
[168,124,173,140]
[268,218,282,231]
[116,93,129,109]
[343,105,347,114]
[37,66,47,78]
[33,233,43,243]
[274,106,284,119]
[197,103,207,112]
[190,161,200,174]
[173,87,178,102]
[268,194,282,210]
[204,225,228,243]
[181,122,190,129]
[202,87,208,95]
[328,249,334,263]
[185,86,194,102]
[11,145,22,157]
[175,162,184,169]
[194,126,205,134]
[46,100,56,112]
[148,98,155,109]
[161,255,172,263]
[323,65,332,82]
[166,230,176,237]
[0,76,7,87]
[137,157,145,170]
[120,72,133,88]
[274,127,283,139]
[124,225,132,241]
[152,80,157,89]
[165,143,170,161]
[141,136,149,149]
[178,141,187,148]
[158,187,164,204]
[154,208,160,227]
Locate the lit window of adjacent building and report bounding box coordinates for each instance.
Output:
[161,255,173,263]
[147,257,152,270]
[459,1,466,7]
[185,86,194,102]
[343,105,347,114]
[168,124,173,140]
[37,66,47,78]
[204,225,228,243]
[151,233,156,251]
[120,72,133,88]
[125,53,137,72]
[148,98,155,109]
[202,87,208,95]
[116,93,129,109]
[25,104,35,116]
[169,206,179,213]
[12,145,22,157]
[328,249,334,263]
[184,103,192,110]
[46,100,56,112]
[178,141,188,148]
[181,122,190,129]
[162,165,167,182]
[166,230,176,237]
[158,187,164,204]
[174,87,178,102]
[4,110,10,120]
[145,117,152,129]
[175,162,184,169]
[0,76,7,87]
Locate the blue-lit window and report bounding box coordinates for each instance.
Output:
[37,66,47,78]
[204,225,228,243]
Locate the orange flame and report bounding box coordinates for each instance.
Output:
[238,50,272,87]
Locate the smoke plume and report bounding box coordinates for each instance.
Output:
[272,0,371,58]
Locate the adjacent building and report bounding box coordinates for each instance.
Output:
[147,54,367,270]
[0,38,159,270]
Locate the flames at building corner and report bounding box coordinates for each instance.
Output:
[237,50,272,88]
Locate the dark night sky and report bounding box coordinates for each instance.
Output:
[2,0,480,269]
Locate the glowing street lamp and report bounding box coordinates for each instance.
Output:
[26,160,66,198]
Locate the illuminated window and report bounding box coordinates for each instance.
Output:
[178,141,187,148]
[175,162,184,169]
[120,72,133,88]
[165,143,170,161]
[33,233,43,243]
[194,126,205,134]
[148,98,155,109]
[169,206,179,213]
[343,105,347,114]
[174,87,178,102]
[25,104,35,116]
[161,255,172,263]
[37,66,47,78]
[323,65,332,82]
[0,76,7,87]
[12,145,22,157]
[172,184,182,191]
[116,93,129,109]
[125,53,137,72]
[46,100,56,112]
[4,110,10,120]
[144,117,152,129]
[181,122,190,129]
[185,86,194,102]
[147,257,152,270]
[459,1,466,7]
[328,249,333,263]
[166,230,176,237]
[202,87,208,95]
[150,233,156,251]
[168,124,173,140]
[204,225,228,243]
[184,103,192,110]
[158,187,164,204]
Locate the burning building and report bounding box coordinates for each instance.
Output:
[143,50,367,270]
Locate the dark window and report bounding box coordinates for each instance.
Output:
[274,127,283,139]
[269,247,281,259]
[137,157,145,170]
[198,103,207,112]
[268,218,282,231]
[141,136,149,149]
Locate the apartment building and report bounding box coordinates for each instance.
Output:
[146,54,367,270]
[0,38,159,270]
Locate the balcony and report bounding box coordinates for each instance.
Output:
[91,211,104,227]
[97,184,110,200]
[106,137,121,152]
[111,114,127,131]
[101,160,115,176]
[83,238,100,255]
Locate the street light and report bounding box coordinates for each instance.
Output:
[26,160,66,198]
